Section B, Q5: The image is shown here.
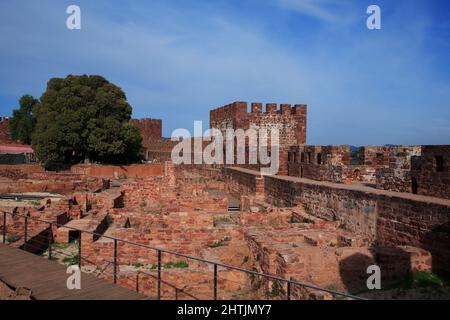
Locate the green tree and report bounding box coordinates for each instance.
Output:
[8,95,39,144]
[32,75,143,167]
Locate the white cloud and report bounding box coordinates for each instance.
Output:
[275,0,356,24]
[0,0,448,145]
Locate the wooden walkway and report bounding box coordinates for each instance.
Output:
[0,243,150,300]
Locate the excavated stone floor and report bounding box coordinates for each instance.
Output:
[0,167,447,300]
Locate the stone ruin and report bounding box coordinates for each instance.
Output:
[1,160,448,300]
[0,100,449,300]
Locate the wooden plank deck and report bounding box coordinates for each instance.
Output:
[0,243,151,300]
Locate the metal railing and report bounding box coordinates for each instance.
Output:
[1,211,366,300]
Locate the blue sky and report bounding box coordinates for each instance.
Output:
[0,0,449,145]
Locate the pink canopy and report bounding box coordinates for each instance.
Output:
[0,144,34,154]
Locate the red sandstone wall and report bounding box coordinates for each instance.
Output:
[262,174,450,272]
[0,118,12,144]
[222,167,264,198]
[359,146,392,167]
[210,102,307,147]
[0,166,104,194]
[263,176,379,240]
[144,138,177,162]
[130,118,162,147]
[0,164,44,174]
[70,164,164,178]
[216,167,450,272]
[0,176,104,194]
[287,145,378,183]
[121,176,228,213]
[412,146,450,199]
[375,145,450,199]
[209,102,307,174]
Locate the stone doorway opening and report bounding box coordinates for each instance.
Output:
[411,177,418,194]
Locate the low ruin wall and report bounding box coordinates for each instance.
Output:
[0,164,45,175]
[264,176,379,241]
[219,167,450,272]
[223,167,264,198]
[0,175,104,194]
[70,164,164,178]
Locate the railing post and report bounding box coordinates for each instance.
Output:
[213,263,218,300]
[157,250,161,300]
[2,212,6,244]
[48,223,52,260]
[113,239,117,284]
[23,214,28,251]
[136,273,139,292]
[78,232,82,268]
[287,281,291,300]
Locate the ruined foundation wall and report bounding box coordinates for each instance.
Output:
[70,164,164,178]
[223,167,264,198]
[217,167,450,272]
[0,164,45,176]
[263,175,450,272]
[264,176,379,241]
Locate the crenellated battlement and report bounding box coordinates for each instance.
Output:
[210,101,307,119]
[210,101,307,147]
[250,102,307,115]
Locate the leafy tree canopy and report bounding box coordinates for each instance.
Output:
[32,75,143,166]
[9,95,39,145]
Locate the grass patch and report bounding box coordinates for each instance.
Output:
[339,223,348,230]
[266,282,280,298]
[62,254,80,266]
[151,261,189,269]
[30,200,41,206]
[208,236,231,248]
[357,272,449,294]
[52,242,70,250]
[401,272,448,289]
[130,262,144,268]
